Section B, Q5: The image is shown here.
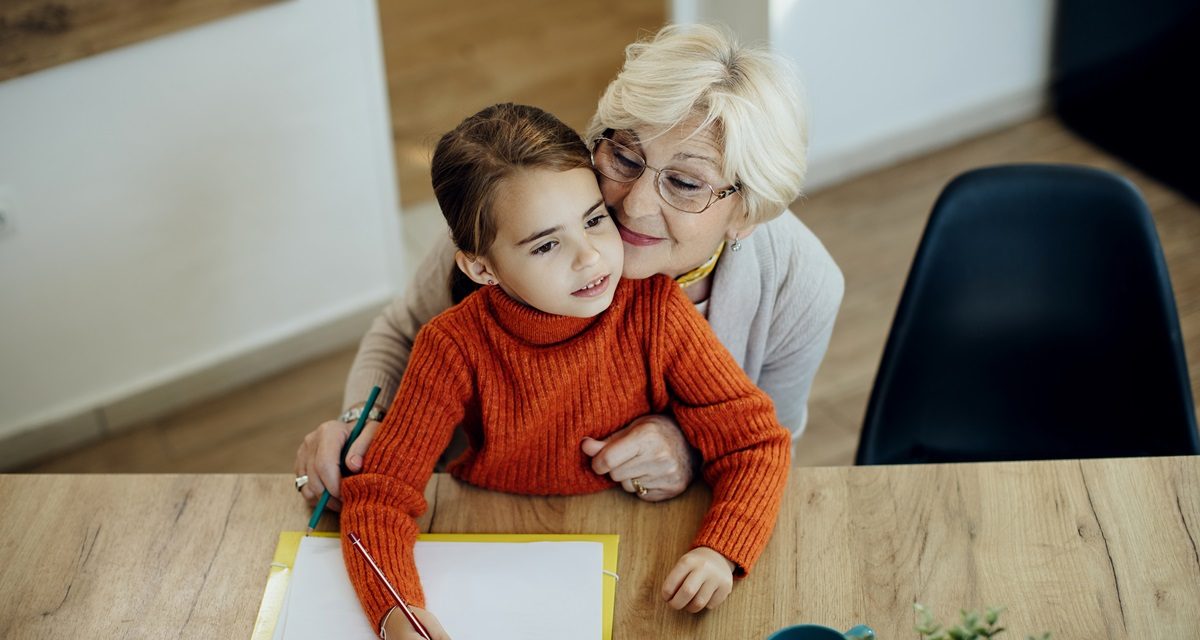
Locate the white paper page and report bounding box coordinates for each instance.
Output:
[278,536,604,640]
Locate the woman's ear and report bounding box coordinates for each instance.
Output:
[726,202,758,243]
[455,250,499,286]
[727,220,759,243]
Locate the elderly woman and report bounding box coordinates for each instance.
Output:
[294,23,842,509]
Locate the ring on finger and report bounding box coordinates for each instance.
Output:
[631,478,648,497]
[295,475,309,492]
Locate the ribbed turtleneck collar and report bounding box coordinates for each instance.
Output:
[480,283,625,346]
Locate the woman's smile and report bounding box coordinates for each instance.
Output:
[614,217,666,246]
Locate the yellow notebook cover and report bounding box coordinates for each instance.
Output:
[253,531,619,640]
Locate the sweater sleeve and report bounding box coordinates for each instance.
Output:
[343,233,458,411]
[656,283,791,576]
[340,323,474,626]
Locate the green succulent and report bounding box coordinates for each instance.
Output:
[914,604,1049,640]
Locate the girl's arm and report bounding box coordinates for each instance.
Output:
[340,324,474,629]
[657,283,792,577]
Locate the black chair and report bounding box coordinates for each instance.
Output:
[856,164,1199,465]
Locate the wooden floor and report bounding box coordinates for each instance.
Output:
[380,0,666,206]
[24,115,1200,473]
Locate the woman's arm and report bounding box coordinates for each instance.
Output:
[345,236,459,412]
[295,236,457,509]
[758,252,844,434]
[740,212,845,435]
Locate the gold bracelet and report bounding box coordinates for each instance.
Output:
[340,405,386,423]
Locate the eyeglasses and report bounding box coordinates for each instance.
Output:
[590,135,740,214]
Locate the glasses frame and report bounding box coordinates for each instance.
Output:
[590,133,740,214]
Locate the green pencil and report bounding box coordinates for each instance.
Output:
[306,385,381,535]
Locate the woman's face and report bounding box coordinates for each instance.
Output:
[599,118,748,280]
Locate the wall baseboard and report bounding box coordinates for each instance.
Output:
[1,297,390,471]
[805,87,1050,193]
[0,410,107,471]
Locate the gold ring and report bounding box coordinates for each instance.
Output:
[631,478,648,497]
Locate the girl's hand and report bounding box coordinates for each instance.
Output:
[383,606,451,640]
[661,547,735,613]
[293,418,382,510]
[581,414,696,502]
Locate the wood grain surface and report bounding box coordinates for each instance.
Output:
[0,0,282,82]
[2,457,1197,638]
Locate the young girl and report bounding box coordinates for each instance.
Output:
[341,103,790,639]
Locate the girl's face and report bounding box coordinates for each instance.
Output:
[599,118,751,279]
[462,166,624,318]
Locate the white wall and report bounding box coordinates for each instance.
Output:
[0,0,402,450]
[672,0,769,46]
[673,1,1056,190]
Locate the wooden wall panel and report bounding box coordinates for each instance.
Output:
[0,0,283,82]
[378,0,667,205]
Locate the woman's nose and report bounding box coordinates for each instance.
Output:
[615,171,660,219]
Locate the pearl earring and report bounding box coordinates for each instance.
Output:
[730,233,742,252]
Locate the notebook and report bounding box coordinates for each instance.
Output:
[253,532,619,640]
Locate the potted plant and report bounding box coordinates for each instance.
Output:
[914,604,1050,640]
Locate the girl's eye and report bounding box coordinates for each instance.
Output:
[585,213,609,228]
[531,241,557,255]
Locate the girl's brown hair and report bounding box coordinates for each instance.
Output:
[433,102,592,255]
[432,103,592,302]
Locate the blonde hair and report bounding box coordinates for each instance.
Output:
[586,23,808,225]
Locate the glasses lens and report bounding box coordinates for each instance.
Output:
[658,169,715,213]
[594,139,644,183]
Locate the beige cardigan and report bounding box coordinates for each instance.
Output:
[344,210,844,437]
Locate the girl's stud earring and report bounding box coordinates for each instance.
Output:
[487,279,496,285]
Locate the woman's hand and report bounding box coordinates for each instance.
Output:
[293,418,382,510]
[580,413,696,502]
[383,606,451,640]
[661,547,735,613]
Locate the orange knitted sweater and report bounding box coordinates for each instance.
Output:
[340,274,791,627]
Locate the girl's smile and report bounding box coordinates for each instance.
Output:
[572,274,613,297]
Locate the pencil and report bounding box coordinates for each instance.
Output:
[306,385,381,535]
[347,531,433,640]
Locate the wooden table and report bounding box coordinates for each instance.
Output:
[1,457,1197,638]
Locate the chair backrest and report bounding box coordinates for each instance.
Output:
[856,164,1199,465]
